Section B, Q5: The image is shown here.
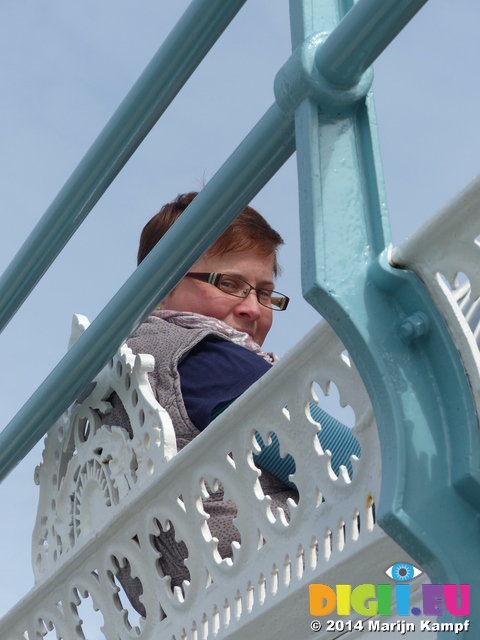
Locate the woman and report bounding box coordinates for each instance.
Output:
[134,191,287,446]
[115,192,359,613]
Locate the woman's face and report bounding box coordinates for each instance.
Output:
[161,249,275,346]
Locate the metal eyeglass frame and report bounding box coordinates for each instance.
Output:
[185,272,290,311]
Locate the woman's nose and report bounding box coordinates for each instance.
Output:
[234,290,262,317]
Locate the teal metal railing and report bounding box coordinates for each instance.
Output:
[0,0,427,484]
[0,1,478,635]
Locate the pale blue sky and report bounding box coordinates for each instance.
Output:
[0,0,479,623]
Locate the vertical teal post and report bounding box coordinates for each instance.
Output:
[282,0,480,635]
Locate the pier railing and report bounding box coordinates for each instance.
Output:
[0,1,478,638]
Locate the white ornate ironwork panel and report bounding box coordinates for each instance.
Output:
[0,316,424,639]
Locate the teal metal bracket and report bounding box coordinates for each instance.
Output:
[284,0,479,634]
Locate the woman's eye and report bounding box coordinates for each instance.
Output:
[385,563,423,582]
[258,290,272,302]
[220,279,238,290]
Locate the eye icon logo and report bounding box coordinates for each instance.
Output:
[385,563,423,582]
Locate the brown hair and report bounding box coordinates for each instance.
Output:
[137,191,284,276]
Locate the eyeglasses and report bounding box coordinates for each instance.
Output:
[185,272,289,311]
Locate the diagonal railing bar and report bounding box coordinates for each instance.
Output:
[0,0,247,336]
[316,0,428,86]
[0,103,295,485]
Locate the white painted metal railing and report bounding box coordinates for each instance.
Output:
[0,315,404,639]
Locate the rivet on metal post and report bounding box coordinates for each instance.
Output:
[400,312,430,341]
